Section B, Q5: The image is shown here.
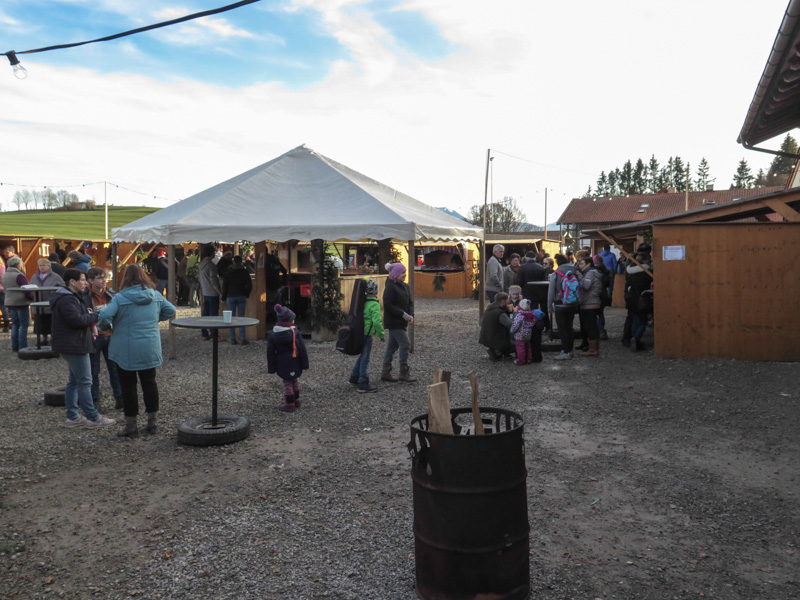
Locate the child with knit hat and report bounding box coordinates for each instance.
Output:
[381,262,417,382]
[267,304,309,412]
[348,278,385,393]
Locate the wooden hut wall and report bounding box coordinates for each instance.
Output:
[652,223,800,361]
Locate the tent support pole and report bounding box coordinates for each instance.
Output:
[408,239,415,353]
[478,239,485,320]
[167,244,177,360]
[111,242,118,290]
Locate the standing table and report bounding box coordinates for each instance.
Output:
[170,316,259,446]
[18,286,62,360]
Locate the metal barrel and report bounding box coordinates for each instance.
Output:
[409,407,529,600]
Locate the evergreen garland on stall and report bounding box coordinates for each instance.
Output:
[311,243,346,333]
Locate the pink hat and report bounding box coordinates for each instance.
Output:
[386,262,407,280]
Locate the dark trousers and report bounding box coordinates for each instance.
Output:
[554,307,577,353]
[118,366,159,417]
[202,295,220,338]
[631,311,648,341]
[579,308,600,345]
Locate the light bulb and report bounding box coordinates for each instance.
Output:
[6,51,27,79]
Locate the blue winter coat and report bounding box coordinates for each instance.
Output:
[97,285,176,371]
[267,325,309,380]
[73,255,92,272]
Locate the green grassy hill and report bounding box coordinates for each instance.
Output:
[0,206,161,240]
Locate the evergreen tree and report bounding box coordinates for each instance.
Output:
[646,155,661,193]
[755,168,767,187]
[582,186,593,198]
[695,157,712,190]
[632,158,646,194]
[764,133,798,186]
[620,160,634,195]
[731,159,754,189]
[596,171,608,197]
[607,169,618,196]
[672,156,686,191]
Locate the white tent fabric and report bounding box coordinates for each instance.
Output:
[112,145,483,244]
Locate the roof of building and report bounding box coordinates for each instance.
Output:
[584,186,800,240]
[739,0,800,147]
[557,187,784,225]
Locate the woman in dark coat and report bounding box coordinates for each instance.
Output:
[50,269,115,429]
[381,262,416,382]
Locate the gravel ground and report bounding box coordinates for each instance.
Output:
[0,297,798,599]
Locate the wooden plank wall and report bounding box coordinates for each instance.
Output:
[653,223,800,361]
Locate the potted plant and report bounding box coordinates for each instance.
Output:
[310,241,345,342]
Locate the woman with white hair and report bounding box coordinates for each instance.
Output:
[30,257,65,345]
[0,256,33,352]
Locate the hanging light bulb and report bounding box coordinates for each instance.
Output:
[6,51,28,79]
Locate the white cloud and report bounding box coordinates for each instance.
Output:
[0,0,788,225]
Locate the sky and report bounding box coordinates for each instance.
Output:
[0,0,793,227]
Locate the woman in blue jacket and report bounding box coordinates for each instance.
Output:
[98,264,176,437]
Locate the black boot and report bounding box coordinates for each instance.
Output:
[116,416,138,438]
[145,412,158,434]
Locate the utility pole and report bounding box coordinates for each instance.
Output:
[544,188,548,241]
[684,166,690,212]
[104,181,109,240]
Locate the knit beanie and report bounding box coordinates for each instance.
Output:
[365,278,378,296]
[274,304,296,323]
[48,253,60,262]
[385,262,406,280]
[519,299,531,311]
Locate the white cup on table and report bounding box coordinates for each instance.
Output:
[223,310,232,323]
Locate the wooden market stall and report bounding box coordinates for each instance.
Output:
[589,188,800,361]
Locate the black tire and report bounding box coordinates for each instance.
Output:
[177,415,250,447]
[43,385,66,407]
[18,347,60,361]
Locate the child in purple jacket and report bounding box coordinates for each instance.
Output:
[267,304,309,412]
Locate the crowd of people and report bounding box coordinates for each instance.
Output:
[479,243,654,362]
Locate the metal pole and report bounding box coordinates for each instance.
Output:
[483,149,490,230]
[104,181,108,240]
[167,244,177,360]
[211,334,218,426]
[408,239,415,352]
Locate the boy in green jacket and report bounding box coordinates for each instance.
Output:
[349,279,385,393]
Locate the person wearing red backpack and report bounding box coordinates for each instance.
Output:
[547,253,581,360]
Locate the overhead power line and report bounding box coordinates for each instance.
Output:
[3,0,262,78]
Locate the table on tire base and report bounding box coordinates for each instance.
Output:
[170,316,259,446]
[19,287,62,360]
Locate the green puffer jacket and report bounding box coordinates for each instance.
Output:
[364,297,385,339]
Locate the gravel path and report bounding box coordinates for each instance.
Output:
[0,298,798,599]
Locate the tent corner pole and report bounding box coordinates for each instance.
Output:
[167,244,177,360]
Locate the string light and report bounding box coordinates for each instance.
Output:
[2,0,261,79]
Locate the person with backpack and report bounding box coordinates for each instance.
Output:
[575,257,603,357]
[348,279,385,393]
[381,262,417,382]
[547,253,581,360]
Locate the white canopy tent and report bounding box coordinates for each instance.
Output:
[111,145,485,353]
[112,144,482,244]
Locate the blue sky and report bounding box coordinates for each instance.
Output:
[1,0,453,87]
[0,0,793,224]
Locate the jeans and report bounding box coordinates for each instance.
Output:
[90,336,122,400]
[486,290,498,303]
[156,279,168,297]
[226,296,247,338]
[8,305,29,350]
[350,335,374,383]
[631,311,648,341]
[62,353,99,421]
[202,295,220,338]
[384,328,410,365]
[118,366,159,417]
[597,306,606,330]
[554,306,577,353]
[0,290,8,327]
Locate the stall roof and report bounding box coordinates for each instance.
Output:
[585,187,800,240]
[113,145,483,244]
[738,0,800,147]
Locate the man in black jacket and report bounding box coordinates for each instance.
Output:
[517,251,548,315]
[50,269,115,429]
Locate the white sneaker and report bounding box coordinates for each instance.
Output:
[64,415,88,428]
[85,414,116,428]
[553,351,573,361]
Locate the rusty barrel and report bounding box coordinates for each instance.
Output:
[409,407,529,600]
